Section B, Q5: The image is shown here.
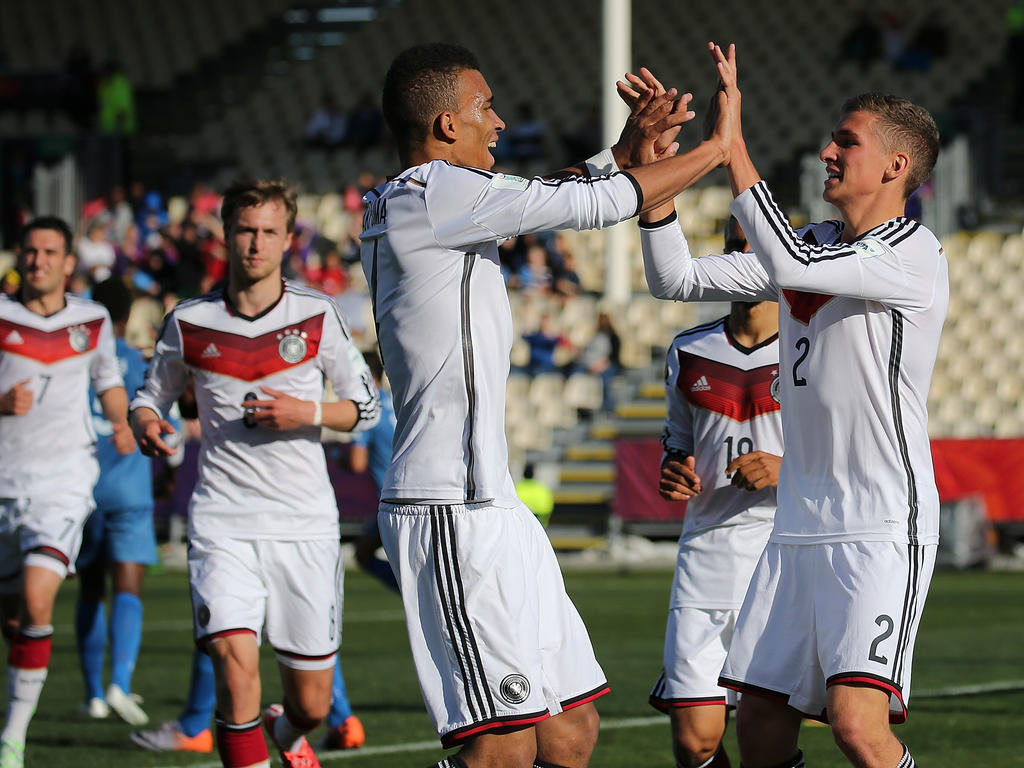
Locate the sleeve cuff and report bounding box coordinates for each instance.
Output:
[638,210,678,230]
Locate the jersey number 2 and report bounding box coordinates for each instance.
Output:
[792,337,810,387]
[868,614,894,664]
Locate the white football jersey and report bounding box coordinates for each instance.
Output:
[131,282,380,539]
[664,316,783,606]
[640,181,947,546]
[0,293,122,497]
[360,161,640,504]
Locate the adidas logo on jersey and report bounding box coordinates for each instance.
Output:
[5,330,24,345]
[690,375,711,392]
[201,343,221,358]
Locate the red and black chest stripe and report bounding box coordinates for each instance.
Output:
[677,351,781,422]
[181,313,325,381]
[0,316,104,364]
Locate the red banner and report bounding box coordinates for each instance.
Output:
[614,437,1024,523]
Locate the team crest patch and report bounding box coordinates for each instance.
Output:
[499,674,531,704]
[277,328,308,363]
[68,325,90,352]
[770,374,782,403]
[852,237,889,259]
[490,173,530,191]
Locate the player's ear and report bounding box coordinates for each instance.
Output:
[884,151,909,184]
[435,110,458,143]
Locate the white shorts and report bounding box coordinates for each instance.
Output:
[379,500,609,747]
[188,535,343,668]
[0,493,94,589]
[650,606,738,711]
[720,541,936,723]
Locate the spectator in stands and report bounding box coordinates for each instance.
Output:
[78,220,117,283]
[553,251,582,299]
[498,235,527,285]
[573,312,621,414]
[1,269,20,297]
[514,464,554,528]
[304,93,348,150]
[108,186,135,243]
[838,11,882,71]
[504,102,547,167]
[517,242,554,295]
[317,248,349,297]
[97,60,136,135]
[345,92,384,153]
[522,314,572,376]
[172,221,205,299]
[562,103,603,167]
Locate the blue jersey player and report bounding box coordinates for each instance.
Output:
[75,278,164,726]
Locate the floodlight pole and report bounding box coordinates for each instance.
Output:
[602,0,631,306]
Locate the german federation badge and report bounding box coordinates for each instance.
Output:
[68,325,90,353]
[277,329,308,363]
[499,674,530,704]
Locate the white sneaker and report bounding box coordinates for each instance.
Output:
[0,739,24,768]
[131,720,214,752]
[79,697,110,719]
[106,683,149,726]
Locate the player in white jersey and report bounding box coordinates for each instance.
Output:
[0,216,132,768]
[362,43,742,768]
[649,220,782,768]
[630,45,945,768]
[130,180,379,768]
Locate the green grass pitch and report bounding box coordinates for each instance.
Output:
[17,568,1024,766]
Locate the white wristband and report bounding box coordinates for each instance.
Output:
[584,147,620,177]
[311,400,322,427]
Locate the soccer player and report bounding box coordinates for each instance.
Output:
[360,42,739,768]
[130,179,380,768]
[75,277,160,727]
[635,45,946,768]
[648,219,782,768]
[0,217,132,768]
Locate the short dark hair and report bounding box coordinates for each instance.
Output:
[382,43,480,155]
[840,92,939,197]
[92,277,133,323]
[20,216,74,255]
[220,179,298,234]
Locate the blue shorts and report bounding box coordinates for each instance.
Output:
[76,505,158,570]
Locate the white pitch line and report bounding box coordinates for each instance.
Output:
[143,679,1024,768]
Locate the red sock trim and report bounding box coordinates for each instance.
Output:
[9,632,51,670]
[216,720,268,768]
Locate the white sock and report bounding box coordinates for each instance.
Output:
[2,666,48,745]
[273,711,306,753]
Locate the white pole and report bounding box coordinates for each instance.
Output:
[602,0,631,305]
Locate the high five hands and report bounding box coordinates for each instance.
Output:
[615,42,741,169]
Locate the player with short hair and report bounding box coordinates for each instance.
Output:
[362,42,739,768]
[75,276,166,727]
[0,217,132,768]
[130,179,380,768]
[634,45,946,768]
[649,219,782,768]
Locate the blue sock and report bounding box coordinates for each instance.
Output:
[178,648,217,737]
[110,592,143,692]
[75,599,107,701]
[326,657,353,727]
[366,555,400,593]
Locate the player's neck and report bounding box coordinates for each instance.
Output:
[838,195,907,243]
[227,273,284,318]
[19,288,66,317]
[728,305,778,347]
